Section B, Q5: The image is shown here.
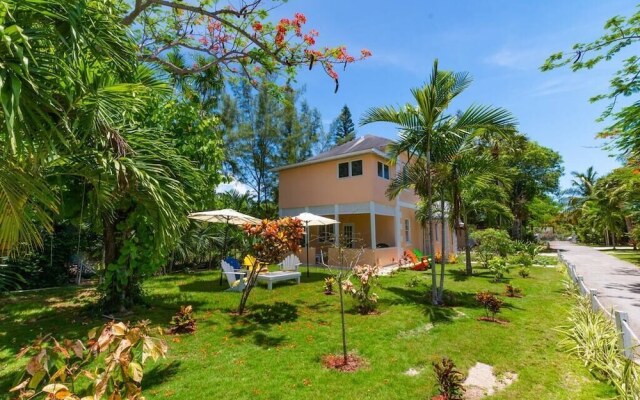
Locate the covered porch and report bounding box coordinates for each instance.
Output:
[282,201,424,267]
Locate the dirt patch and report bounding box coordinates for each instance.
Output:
[404,367,422,376]
[477,317,509,325]
[463,362,517,399]
[321,353,367,372]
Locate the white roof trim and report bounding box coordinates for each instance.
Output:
[272,148,390,172]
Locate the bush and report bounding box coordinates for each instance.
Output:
[534,255,557,266]
[169,305,197,334]
[488,257,509,282]
[406,275,423,288]
[432,357,465,400]
[470,229,513,268]
[507,252,533,268]
[324,276,336,294]
[518,267,530,278]
[447,253,458,263]
[343,264,380,314]
[505,284,523,297]
[10,321,167,399]
[475,291,504,320]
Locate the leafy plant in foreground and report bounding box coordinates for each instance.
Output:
[505,284,523,298]
[475,291,504,321]
[488,257,509,282]
[518,267,530,278]
[169,305,197,334]
[323,276,336,295]
[10,321,167,399]
[432,357,465,400]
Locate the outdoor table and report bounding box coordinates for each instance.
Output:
[256,271,301,290]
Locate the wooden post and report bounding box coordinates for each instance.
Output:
[614,311,634,360]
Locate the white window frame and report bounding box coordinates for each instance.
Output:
[319,224,335,243]
[337,159,363,179]
[343,223,355,248]
[404,219,411,243]
[377,161,390,180]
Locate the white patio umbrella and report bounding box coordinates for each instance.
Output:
[188,209,261,285]
[294,212,339,277]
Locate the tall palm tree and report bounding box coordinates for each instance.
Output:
[361,60,517,305]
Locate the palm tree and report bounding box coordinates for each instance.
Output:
[361,60,516,305]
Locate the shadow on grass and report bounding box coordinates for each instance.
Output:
[144,360,181,390]
[451,269,470,282]
[228,301,298,348]
[384,286,483,323]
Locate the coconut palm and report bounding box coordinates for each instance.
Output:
[361,60,516,305]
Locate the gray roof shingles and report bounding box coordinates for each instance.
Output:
[306,135,393,162]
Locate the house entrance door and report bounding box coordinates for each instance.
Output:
[343,224,354,248]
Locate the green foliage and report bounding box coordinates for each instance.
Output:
[475,291,504,320]
[169,305,197,334]
[331,105,356,145]
[507,252,534,268]
[518,267,531,279]
[432,357,465,400]
[505,284,523,297]
[342,264,380,314]
[471,229,513,268]
[560,290,640,398]
[488,256,509,282]
[10,320,167,399]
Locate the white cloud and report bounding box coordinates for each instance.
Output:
[216,179,254,195]
[484,48,546,71]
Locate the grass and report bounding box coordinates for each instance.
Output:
[0,264,616,400]
[603,249,640,267]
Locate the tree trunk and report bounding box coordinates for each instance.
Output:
[438,191,446,302]
[464,223,472,276]
[426,146,437,305]
[338,273,348,363]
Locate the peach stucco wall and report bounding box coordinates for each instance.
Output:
[279,153,419,209]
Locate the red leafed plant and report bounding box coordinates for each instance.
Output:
[10,321,167,399]
[432,357,466,400]
[238,217,304,314]
[475,291,504,321]
[169,305,197,334]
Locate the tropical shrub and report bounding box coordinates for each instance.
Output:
[406,275,424,288]
[518,267,531,278]
[10,321,167,399]
[488,257,509,282]
[447,253,458,264]
[324,276,336,294]
[560,289,640,398]
[475,291,504,320]
[434,251,443,263]
[432,357,465,400]
[169,305,197,334]
[507,252,533,268]
[471,229,513,268]
[505,284,523,297]
[239,218,305,314]
[343,264,380,314]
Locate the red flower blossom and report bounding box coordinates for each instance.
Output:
[252,21,263,32]
[303,34,315,45]
[198,36,209,46]
[360,49,372,58]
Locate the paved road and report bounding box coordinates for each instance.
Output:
[551,241,640,339]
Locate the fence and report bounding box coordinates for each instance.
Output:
[559,251,639,362]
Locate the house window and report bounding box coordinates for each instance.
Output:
[435,223,438,241]
[377,162,389,179]
[343,224,354,248]
[337,160,363,178]
[319,225,335,243]
[404,219,410,243]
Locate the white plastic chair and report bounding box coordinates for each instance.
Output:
[221,260,246,292]
[278,254,302,271]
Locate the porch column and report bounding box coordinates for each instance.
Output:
[369,201,376,249]
[334,204,340,248]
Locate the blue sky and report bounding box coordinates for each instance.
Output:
[270,0,636,189]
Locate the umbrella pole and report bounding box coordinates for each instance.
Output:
[306,222,310,278]
[219,223,230,286]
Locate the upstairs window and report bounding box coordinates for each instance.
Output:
[338,160,363,178]
[404,219,411,243]
[377,162,390,179]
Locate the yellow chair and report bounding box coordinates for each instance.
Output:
[243,255,269,273]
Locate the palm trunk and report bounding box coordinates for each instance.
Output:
[464,222,472,275]
[426,144,437,305]
[438,190,446,302]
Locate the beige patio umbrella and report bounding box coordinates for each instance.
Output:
[188,209,261,285]
[294,212,340,277]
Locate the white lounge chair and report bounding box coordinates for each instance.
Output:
[221,260,246,292]
[279,254,302,271]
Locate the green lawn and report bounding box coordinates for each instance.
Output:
[0,265,615,399]
[603,249,640,267]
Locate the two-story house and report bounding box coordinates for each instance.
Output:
[274,135,456,267]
